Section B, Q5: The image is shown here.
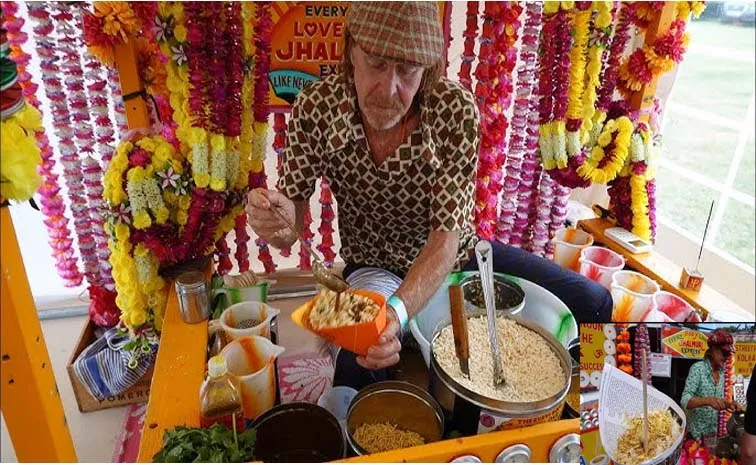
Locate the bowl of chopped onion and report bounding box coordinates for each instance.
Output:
[291,288,386,356]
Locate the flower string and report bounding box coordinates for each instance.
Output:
[498,1,542,247]
[317,178,337,267]
[30,3,98,286]
[2,0,82,287]
[457,1,478,92]
[273,113,292,258]
[251,1,277,273]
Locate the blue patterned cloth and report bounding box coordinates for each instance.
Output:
[73,328,156,400]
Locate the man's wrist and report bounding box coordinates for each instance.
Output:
[387,294,409,330]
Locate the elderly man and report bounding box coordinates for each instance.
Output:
[248,2,612,390]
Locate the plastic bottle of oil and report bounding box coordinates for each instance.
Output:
[199,355,245,431]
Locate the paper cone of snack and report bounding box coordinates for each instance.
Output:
[291,289,387,356]
[599,364,686,465]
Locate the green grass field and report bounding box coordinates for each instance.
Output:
[656,19,755,268]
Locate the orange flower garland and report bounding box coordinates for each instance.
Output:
[616,325,633,375]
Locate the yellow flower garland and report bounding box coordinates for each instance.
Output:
[566,7,592,125]
[0,104,43,201]
[105,135,184,332]
[237,2,256,190]
[577,116,633,184]
[581,1,612,139]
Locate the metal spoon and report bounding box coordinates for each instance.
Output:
[272,207,348,293]
[475,240,506,387]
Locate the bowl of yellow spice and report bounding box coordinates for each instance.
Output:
[346,381,444,456]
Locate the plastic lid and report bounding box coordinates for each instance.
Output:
[208,355,228,378]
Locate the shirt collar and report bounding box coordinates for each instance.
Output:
[326,76,439,168]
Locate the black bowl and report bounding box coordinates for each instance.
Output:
[251,402,345,462]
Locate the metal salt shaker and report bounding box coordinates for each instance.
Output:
[175,271,211,324]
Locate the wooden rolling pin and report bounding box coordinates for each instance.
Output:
[449,285,470,377]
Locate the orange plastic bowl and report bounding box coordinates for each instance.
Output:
[291,289,387,356]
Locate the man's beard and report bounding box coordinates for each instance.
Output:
[362,97,405,130]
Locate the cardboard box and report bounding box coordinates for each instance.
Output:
[67,318,154,413]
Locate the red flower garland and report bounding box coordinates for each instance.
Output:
[273,113,292,258]
[1,0,83,287]
[185,2,210,129]
[251,1,276,274]
[457,1,478,92]
[317,178,337,267]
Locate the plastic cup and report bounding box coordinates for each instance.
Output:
[579,246,625,290]
[317,386,358,434]
[611,271,660,322]
[552,228,594,272]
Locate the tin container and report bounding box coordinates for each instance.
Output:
[175,271,211,324]
[495,444,532,463]
[345,381,444,456]
[450,455,483,463]
[459,274,525,316]
[429,313,571,436]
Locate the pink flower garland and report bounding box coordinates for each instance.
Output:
[486,2,521,245]
[224,2,243,139]
[317,178,337,267]
[54,4,112,288]
[457,2,478,92]
[28,3,99,286]
[498,2,542,247]
[2,1,83,287]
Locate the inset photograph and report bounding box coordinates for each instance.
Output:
[580,323,755,465]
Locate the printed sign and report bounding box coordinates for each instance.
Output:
[661,326,708,359]
[734,333,756,378]
[649,352,672,378]
[268,1,450,111]
[580,324,607,391]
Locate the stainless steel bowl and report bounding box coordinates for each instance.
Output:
[345,381,445,456]
[459,275,525,316]
[429,312,571,435]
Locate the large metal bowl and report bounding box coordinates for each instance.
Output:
[410,272,577,368]
[345,381,444,456]
[428,312,571,435]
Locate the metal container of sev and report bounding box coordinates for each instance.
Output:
[428,312,571,436]
[345,381,445,456]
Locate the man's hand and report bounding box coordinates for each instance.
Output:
[707,398,733,411]
[356,306,401,370]
[247,189,296,243]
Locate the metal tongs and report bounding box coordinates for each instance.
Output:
[272,208,348,293]
[475,240,506,387]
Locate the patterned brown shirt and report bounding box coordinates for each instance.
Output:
[277,73,479,277]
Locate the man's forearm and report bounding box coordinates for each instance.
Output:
[394,231,460,319]
[685,397,712,409]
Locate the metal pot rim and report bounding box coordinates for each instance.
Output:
[430,313,570,415]
[458,275,526,315]
[345,380,445,456]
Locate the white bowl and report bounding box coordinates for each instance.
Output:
[409,272,578,367]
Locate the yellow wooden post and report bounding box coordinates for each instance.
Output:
[629,2,679,121]
[0,207,78,462]
[113,40,150,129]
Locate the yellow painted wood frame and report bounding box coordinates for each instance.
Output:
[629,2,679,121]
[1,207,77,461]
[339,419,579,463]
